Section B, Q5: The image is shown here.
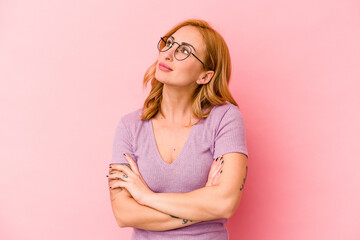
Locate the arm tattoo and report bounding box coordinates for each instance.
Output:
[170,215,193,224]
[240,165,248,191]
[182,219,190,224]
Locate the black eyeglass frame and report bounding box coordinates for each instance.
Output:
[157,36,212,70]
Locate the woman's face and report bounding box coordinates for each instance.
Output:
[155,25,208,88]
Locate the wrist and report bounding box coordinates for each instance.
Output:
[143,191,157,207]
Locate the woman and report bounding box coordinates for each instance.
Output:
[107,19,249,240]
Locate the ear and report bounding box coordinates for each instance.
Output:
[196,70,215,85]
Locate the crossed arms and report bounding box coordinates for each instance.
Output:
[108,152,248,231]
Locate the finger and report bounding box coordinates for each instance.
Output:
[107,171,129,180]
[107,171,122,185]
[210,157,223,178]
[209,156,223,185]
[211,169,223,186]
[109,165,130,176]
[109,164,135,178]
[206,157,222,187]
[208,157,220,177]
[109,163,131,173]
[123,153,140,175]
[108,166,122,175]
[109,179,128,190]
[108,178,124,189]
[109,163,123,174]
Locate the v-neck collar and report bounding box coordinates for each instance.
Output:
[148,119,198,167]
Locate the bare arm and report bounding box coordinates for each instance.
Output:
[142,153,248,221]
[108,158,223,230]
[109,187,199,231]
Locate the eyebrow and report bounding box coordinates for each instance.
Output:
[169,36,197,52]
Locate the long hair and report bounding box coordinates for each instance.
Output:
[139,19,238,126]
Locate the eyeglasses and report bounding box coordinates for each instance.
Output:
[157,36,211,70]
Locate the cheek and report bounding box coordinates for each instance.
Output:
[180,64,202,80]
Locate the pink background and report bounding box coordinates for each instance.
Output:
[1,0,359,239]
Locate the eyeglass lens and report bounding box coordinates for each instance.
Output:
[157,37,192,61]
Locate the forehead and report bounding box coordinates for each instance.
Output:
[170,26,205,53]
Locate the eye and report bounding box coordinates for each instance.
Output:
[182,48,189,54]
[178,45,191,55]
[165,39,173,47]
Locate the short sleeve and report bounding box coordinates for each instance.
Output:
[213,105,248,159]
[110,118,135,164]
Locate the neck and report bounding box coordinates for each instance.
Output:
[158,84,197,125]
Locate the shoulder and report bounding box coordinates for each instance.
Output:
[117,107,145,133]
[120,107,143,123]
[198,102,243,130]
[212,102,239,113]
[208,102,243,122]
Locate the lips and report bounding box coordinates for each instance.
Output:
[158,62,173,71]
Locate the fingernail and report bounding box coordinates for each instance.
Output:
[109,166,112,168]
[123,153,127,156]
[215,157,219,161]
[106,175,108,177]
[220,170,223,174]
[221,160,224,165]
[109,186,112,189]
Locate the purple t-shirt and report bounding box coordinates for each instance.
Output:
[110,102,248,240]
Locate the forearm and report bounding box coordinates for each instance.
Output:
[144,185,233,221]
[110,189,200,231]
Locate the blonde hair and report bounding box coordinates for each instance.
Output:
[139,19,238,126]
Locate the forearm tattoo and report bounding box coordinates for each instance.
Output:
[170,215,193,225]
[240,165,248,191]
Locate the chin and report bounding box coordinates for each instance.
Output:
[154,71,167,84]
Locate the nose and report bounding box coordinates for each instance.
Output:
[162,45,176,61]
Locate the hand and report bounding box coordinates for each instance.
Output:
[108,153,154,206]
[107,163,132,199]
[205,155,224,187]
